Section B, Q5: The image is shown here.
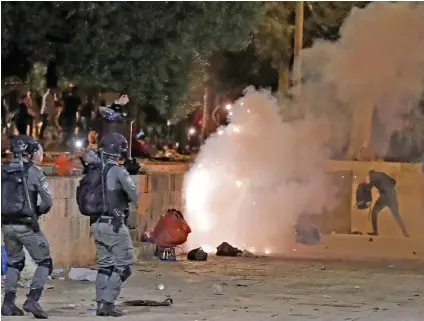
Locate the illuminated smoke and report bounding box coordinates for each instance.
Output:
[183,3,424,252]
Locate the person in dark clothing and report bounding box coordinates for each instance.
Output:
[366,170,409,237]
[62,88,82,146]
[14,96,31,136]
[1,96,7,134]
[79,100,94,134]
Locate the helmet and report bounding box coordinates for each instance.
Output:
[98,133,128,157]
[11,135,41,156]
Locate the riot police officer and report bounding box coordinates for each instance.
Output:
[92,133,138,317]
[1,135,53,319]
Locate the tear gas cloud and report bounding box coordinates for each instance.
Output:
[183,2,424,253]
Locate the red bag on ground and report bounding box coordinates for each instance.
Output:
[151,209,191,248]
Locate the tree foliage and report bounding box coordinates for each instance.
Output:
[253,2,369,77]
[1,2,263,118]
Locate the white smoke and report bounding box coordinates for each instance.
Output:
[183,2,424,253]
[183,88,338,253]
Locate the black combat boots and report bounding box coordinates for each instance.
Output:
[1,291,24,316]
[23,288,48,319]
[96,301,124,317]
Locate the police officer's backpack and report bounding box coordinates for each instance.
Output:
[355,183,372,210]
[1,161,33,216]
[76,163,116,216]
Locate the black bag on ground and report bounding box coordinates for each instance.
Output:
[76,163,115,216]
[1,161,33,216]
[216,242,242,257]
[187,248,208,261]
[356,183,372,210]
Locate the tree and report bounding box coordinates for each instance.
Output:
[2,2,263,120]
[253,1,368,93]
[2,2,263,116]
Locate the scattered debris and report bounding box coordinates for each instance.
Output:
[242,250,259,258]
[320,266,326,271]
[187,248,208,261]
[155,247,177,261]
[157,284,165,290]
[68,267,97,282]
[52,268,66,275]
[122,298,173,307]
[216,242,242,257]
[295,217,320,245]
[212,284,223,295]
[388,265,395,268]
[372,307,380,311]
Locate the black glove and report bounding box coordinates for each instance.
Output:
[111,209,124,233]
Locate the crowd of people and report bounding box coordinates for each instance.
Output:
[1,87,92,150]
[1,87,195,163]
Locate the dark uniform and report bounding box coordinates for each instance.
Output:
[91,133,138,317]
[1,135,53,319]
[368,170,409,237]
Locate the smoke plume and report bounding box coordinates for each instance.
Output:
[183,2,424,253]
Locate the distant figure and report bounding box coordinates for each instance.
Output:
[14,95,30,136]
[365,170,409,237]
[39,89,55,139]
[62,87,82,146]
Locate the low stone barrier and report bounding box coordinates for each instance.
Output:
[38,161,423,268]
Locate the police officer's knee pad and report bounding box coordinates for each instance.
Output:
[117,265,132,282]
[8,258,25,272]
[38,258,53,275]
[98,265,115,277]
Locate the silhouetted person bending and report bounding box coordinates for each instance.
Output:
[366,170,409,237]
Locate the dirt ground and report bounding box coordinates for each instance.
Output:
[4,256,424,320]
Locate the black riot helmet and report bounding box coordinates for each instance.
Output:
[11,135,41,156]
[98,133,128,157]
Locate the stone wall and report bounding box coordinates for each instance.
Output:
[39,161,424,268]
[327,161,424,238]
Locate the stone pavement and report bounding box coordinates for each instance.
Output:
[3,256,424,320]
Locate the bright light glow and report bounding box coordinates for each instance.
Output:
[228,111,233,116]
[75,140,83,148]
[240,102,244,106]
[233,126,240,133]
[201,244,215,254]
[225,104,232,110]
[188,127,196,135]
[185,170,212,232]
[167,120,171,126]
[235,180,242,187]
[247,109,251,113]
[217,130,224,135]
[249,247,256,253]
[265,249,271,255]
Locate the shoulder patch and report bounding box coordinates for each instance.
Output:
[42,181,51,194]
